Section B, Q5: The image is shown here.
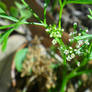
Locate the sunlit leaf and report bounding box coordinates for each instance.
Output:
[88,15,92,20]
[88,8,92,20]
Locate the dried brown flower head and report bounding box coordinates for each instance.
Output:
[21,36,57,89]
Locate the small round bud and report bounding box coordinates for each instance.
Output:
[73,22,77,29]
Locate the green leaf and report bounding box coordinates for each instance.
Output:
[0,1,7,11]
[88,8,92,20]
[1,37,8,51]
[10,6,19,18]
[14,48,28,72]
[89,44,92,60]
[88,15,92,20]
[67,0,92,4]
[0,14,19,22]
[88,8,92,15]
[74,34,92,40]
[0,28,14,51]
[50,64,60,69]
[0,8,5,14]
[0,28,14,44]
[89,51,92,60]
[15,2,32,19]
[0,23,20,51]
[0,24,16,29]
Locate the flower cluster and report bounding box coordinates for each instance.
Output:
[65,23,90,61]
[63,39,90,62]
[45,25,64,45]
[64,47,75,61]
[46,23,90,62]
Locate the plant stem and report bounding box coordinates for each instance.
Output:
[60,77,68,92]
[58,0,63,29]
[44,2,47,24]
[24,21,47,27]
[56,38,66,65]
[60,65,68,92]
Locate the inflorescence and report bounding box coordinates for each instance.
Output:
[45,23,90,62]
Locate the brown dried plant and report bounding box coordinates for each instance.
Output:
[21,36,57,89]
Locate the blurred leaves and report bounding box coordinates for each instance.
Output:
[15,2,32,19]
[0,1,32,51]
[10,6,19,18]
[0,1,7,11]
[50,64,60,69]
[0,7,5,14]
[14,48,28,72]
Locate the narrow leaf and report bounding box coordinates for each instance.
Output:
[74,34,92,40]
[89,51,92,60]
[0,24,16,29]
[0,14,18,22]
[88,15,92,20]
[67,0,92,4]
[1,37,8,51]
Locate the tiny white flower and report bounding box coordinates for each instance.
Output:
[69,39,74,42]
[69,32,73,36]
[66,55,71,61]
[50,33,53,37]
[64,50,69,55]
[78,33,81,36]
[71,53,75,59]
[74,49,77,52]
[78,40,83,45]
[76,50,81,55]
[57,32,62,38]
[76,45,80,48]
[85,40,89,45]
[85,29,88,33]
[69,39,71,42]
[61,28,64,32]
[70,51,73,53]
[69,47,72,49]
[60,46,63,49]
[52,39,57,45]
[74,22,77,26]
[77,62,80,67]
[73,31,77,34]
[45,29,50,32]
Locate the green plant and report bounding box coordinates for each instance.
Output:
[0,0,92,92]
